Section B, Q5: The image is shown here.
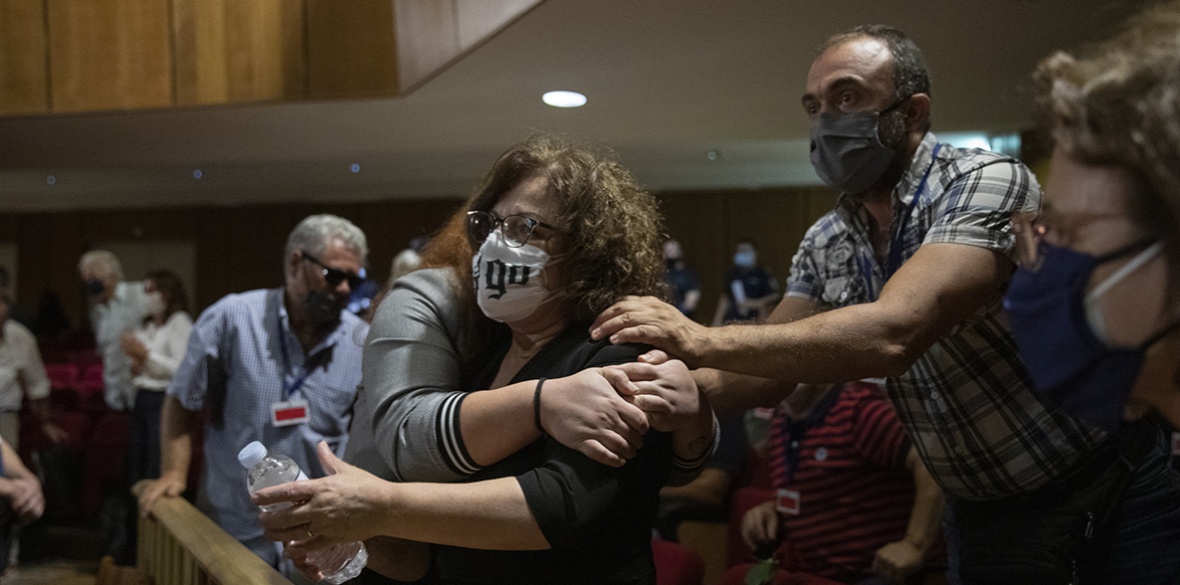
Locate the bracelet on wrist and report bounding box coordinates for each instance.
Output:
[533,378,547,434]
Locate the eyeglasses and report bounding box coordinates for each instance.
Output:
[1011,209,1130,273]
[467,210,557,248]
[301,250,364,290]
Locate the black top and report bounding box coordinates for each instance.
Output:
[427,327,672,585]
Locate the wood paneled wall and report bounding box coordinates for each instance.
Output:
[1,187,835,332]
[0,0,49,116]
[172,0,306,105]
[0,0,544,115]
[660,188,835,323]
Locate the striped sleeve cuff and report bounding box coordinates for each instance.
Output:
[671,412,720,472]
[435,392,482,476]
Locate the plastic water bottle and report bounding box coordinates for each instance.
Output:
[238,441,368,584]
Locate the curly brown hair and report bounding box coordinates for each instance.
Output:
[1034,0,1180,294]
[422,135,667,327]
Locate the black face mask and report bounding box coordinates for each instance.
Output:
[84,279,105,298]
[304,290,344,325]
[809,97,909,194]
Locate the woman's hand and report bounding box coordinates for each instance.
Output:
[120,331,147,374]
[540,369,650,466]
[252,441,392,553]
[603,352,705,433]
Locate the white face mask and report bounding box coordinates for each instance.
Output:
[144,291,166,318]
[1083,241,1164,346]
[472,230,551,323]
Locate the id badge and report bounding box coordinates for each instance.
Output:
[271,398,310,427]
[775,488,801,516]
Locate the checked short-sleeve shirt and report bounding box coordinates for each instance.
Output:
[786,134,1102,500]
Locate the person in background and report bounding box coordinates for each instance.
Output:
[120,270,193,485]
[78,250,147,412]
[726,382,943,585]
[136,215,369,579]
[993,2,1180,581]
[31,292,71,342]
[0,437,44,580]
[664,239,702,321]
[654,413,747,541]
[712,240,778,325]
[361,239,426,324]
[388,245,423,287]
[0,295,67,448]
[0,267,33,330]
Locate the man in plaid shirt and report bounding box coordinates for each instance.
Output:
[593,24,1178,583]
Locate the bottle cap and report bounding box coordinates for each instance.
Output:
[238,441,268,469]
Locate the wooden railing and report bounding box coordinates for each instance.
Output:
[132,481,294,585]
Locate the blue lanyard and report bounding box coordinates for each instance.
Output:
[861,143,943,301]
[276,324,312,401]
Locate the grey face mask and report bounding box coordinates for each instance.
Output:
[809,98,907,194]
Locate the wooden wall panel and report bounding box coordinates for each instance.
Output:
[307,0,398,99]
[659,191,729,323]
[173,0,306,106]
[391,0,457,93]
[0,0,49,116]
[660,188,834,322]
[46,0,173,113]
[454,0,540,51]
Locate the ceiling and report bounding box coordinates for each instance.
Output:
[0,0,1149,212]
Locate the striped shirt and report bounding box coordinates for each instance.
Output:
[785,134,1102,500]
[168,288,367,547]
[768,383,913,582]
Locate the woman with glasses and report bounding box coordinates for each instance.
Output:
[253,135,716,585]
[995,2,1180,582]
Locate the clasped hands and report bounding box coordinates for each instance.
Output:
[540,349,703,468]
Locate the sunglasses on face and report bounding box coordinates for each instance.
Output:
[301,250,364,290]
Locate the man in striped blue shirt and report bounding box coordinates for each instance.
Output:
[138,214,369,575]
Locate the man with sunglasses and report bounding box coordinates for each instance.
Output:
[138,214,370,579]
[591,24,1167,584]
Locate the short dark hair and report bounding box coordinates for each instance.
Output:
[820,25,932,130]
[144,269,189,320]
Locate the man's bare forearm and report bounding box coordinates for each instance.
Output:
[160,395,195,480]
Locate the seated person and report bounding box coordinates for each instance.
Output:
[724,382,943,585]
[656,413,749,540]
[253,135,716,585]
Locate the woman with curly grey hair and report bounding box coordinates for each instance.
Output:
[999,1,1180,582]
[251,135,716,585]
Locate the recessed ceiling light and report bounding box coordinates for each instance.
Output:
[193,169,203,180]
[542,91,587,108]
[350,163,362,174]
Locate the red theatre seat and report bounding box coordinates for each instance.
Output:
[653,538,705,585]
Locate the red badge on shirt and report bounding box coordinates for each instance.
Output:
[775,488,801,516]
[271,399,309,427]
